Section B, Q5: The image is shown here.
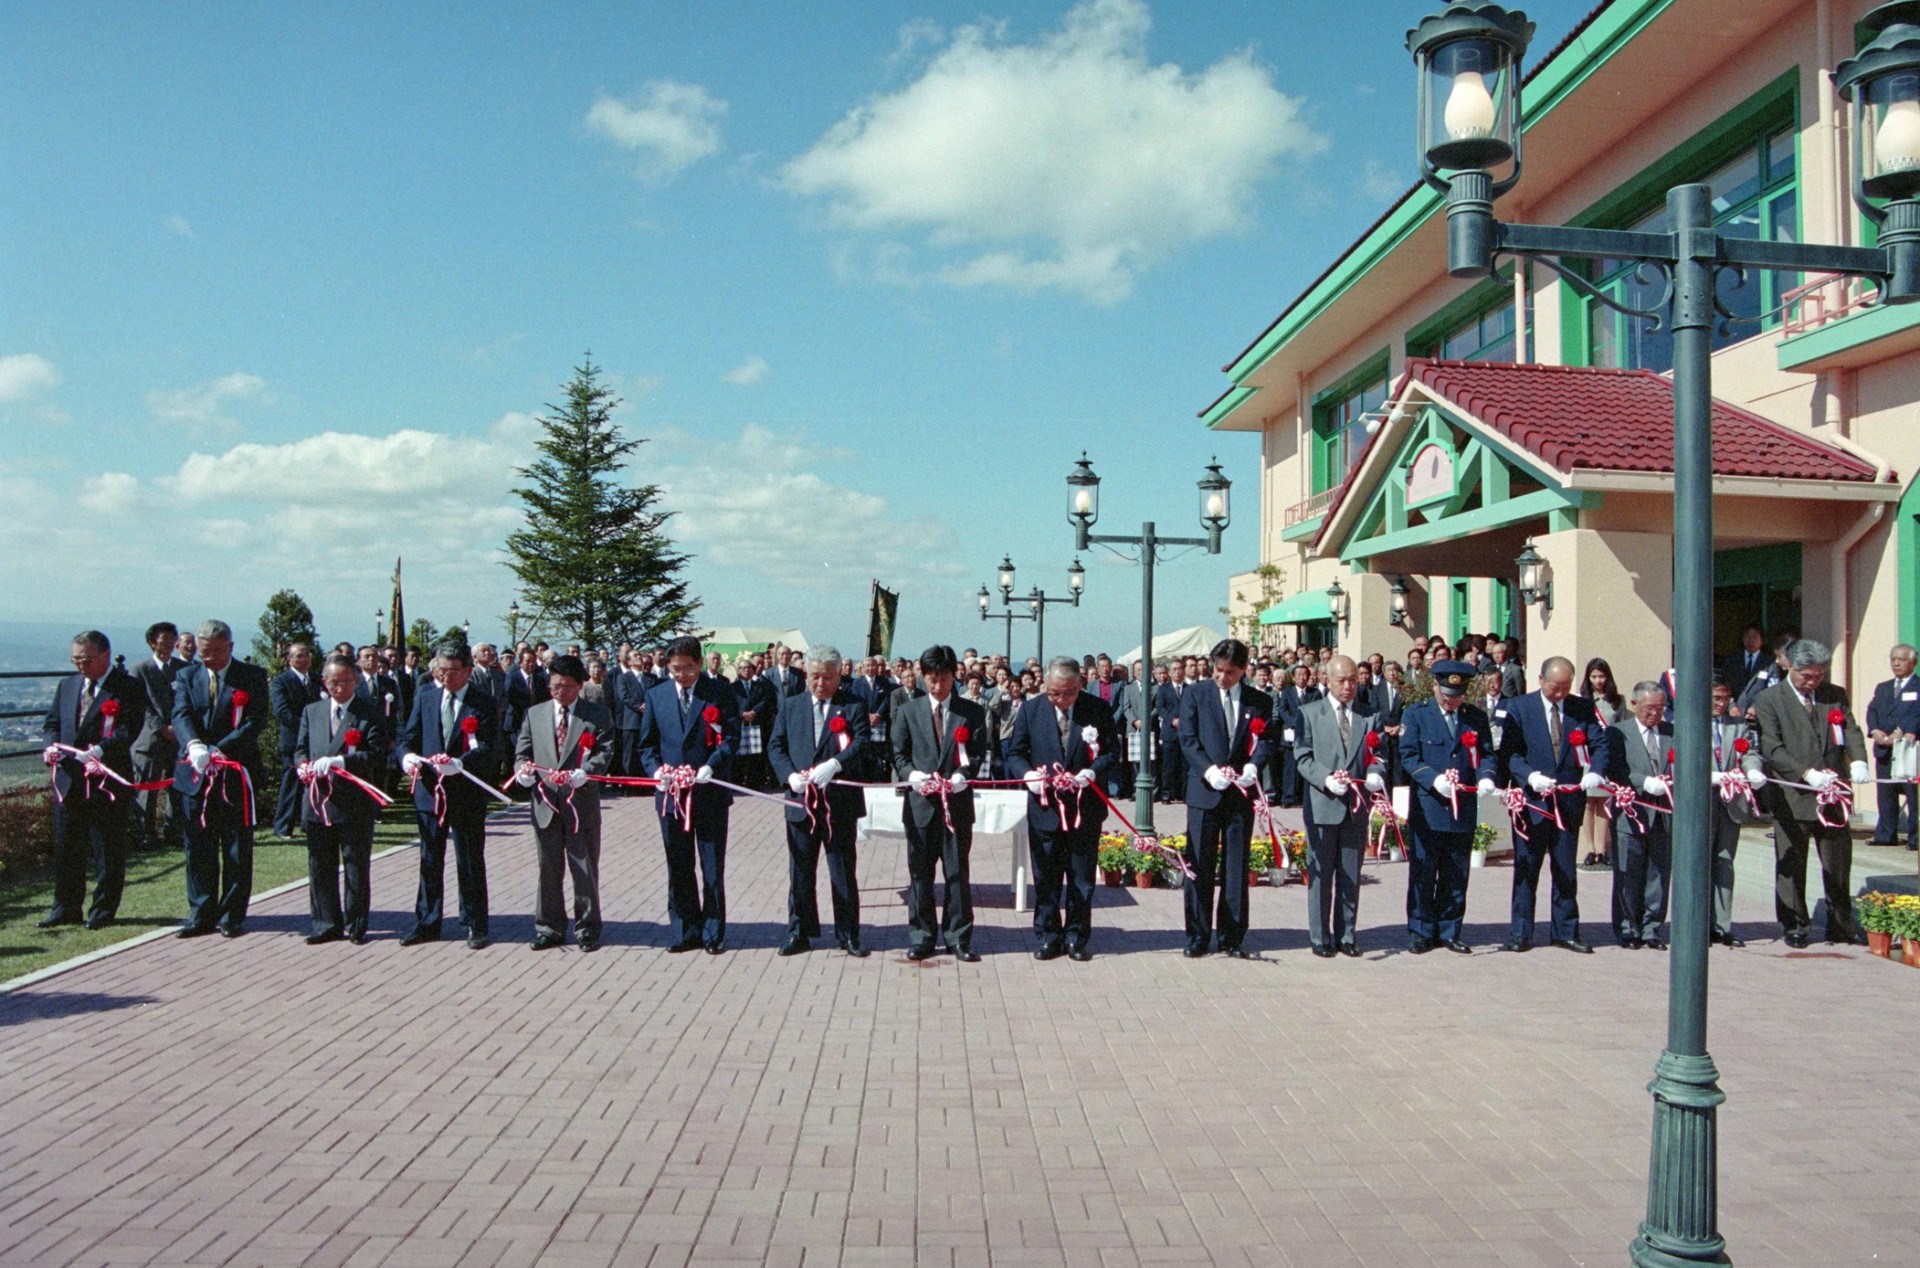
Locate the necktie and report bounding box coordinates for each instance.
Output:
[814,698,827,746]
[932,700,943,745]
[1445,709,1457,737]
[556,706,569,755]
[331,703,344,740]
[1058,708,1071,743]
[79,678,95,730]
[680,689,691,723]
[442,689,456,740]
[1337,705,1351,751]
[1548,705,1561,760]
[1645,726,1660,769]
[207,669,221,726]
[1222,689,1237,737]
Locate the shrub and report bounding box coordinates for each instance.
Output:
[0,787,55,880]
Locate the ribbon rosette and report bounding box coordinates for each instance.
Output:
[828,713,849,753]
[342,727,363,757]
[1247,715,1266,761]
[1567,726,1589,770]
[577,729,596,757]
[1733,736,1751,757]
[1816,776,1854,829]
[1501,785,1531,842]
[230,689,249,732]
[952,724,971,772]
[703,704,722,747]
[1081,724,1100,760]
[460,715,479,752]
[1828,707,1846,749]
[100,698,119,740]
[1364,729,1382,766]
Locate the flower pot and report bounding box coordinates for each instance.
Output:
[1164,868,1185,889]
[1905,938,1920,968]
[1101,868,1125,887]
[1266,867,1289,887]
[1868,930,1893,958]
[1133,871,1157,890]
[1469,850,1487,870]
[1248,870,1264,887]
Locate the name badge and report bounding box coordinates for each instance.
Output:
[1903,691,1917,702]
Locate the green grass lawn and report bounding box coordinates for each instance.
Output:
[0,810,422,983]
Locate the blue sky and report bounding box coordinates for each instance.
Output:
[0,0,1593,661]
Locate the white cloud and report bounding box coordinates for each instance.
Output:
[1359,157,1410,206]
[145,371,272,438]
[585,81,727,182]
[724,355,769,386]
[781,0,1324,304]
[165,214,194,238]
[0,353,61,402]
[79,472,142,515]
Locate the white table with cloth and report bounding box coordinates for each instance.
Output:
[858,788,1036,909]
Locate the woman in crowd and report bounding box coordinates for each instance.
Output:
[1579,656,1626,869]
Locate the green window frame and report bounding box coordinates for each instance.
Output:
[1310,350,1391,495]
[1449,579,1470,644]
[1407,270,1523,364]
[1493,578,1516,640]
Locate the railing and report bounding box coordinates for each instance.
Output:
[0,669,67,794]
[1781,272,1876,337]
[1283,486,1341,527]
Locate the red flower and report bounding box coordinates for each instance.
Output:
[460,716,479,735]
[1365,730,1381,749]
[577,731,596,750]
[232,690,250,708]
[1667,749,1676,766]
[828,715,848,734]
[1462,729,1477,749]
[953,725,970,745]
[1248,717,1266,737]
[101,699,120,718]
[1827,708,1846,727]
[1567,728,1586,747]
[1733,737,1751,755]
[342,728,364,748]
[703,705,720,724]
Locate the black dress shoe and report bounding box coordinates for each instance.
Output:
[466,934,490,950]
[85,915,111,931]
[1183,942,1209,958]
[1717,932,1745,948]
[1826,929,1869,946]
[1312,945,1336,959]
[176,923,216,939]
[1784,929,1810,949]
[1620,937,1643,950]
[1644,937,1668,951]
[36,914,77,930]
[1442,939,1472,955]
[1338,943,1361,958]
[955,947,980,963]
[1505,937,1532,953]
[1035,940,1065,961]
[667,936,704,953]
[350,932,369,946]
[578,931,601,953]
[906,944,935,961]
[1067,945,1092,962]
[1551,938,1594,954]
[779,935,811,956]
[1221,946,1251,960]
[701,939,720,955]
[844,939,870,958]
[1408,936,1434,954]
[219,925,243,939]
[531,932,564,951]
[305,930,343,946]
[399,928,439,947]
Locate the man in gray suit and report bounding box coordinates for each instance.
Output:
[1754,638,1869,947]
[1293,654,1386,957]
[512,655,614,951]
[1603,681,1675,949]
[1708,673,1767,948]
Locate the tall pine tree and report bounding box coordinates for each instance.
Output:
[504,356,697,648]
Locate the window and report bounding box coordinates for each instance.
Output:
[1440,301,1519,363]
[1311,356,1391,493]
[1588,126,1799,372]
[1407,270,1524,365]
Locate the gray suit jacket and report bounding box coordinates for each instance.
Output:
[1294,697,1383,826]
[515,697,614,833]
[1605,719,1672,839]
[1754,679,1864,823]
[1711,714,1763,826]
[132,654,184,764]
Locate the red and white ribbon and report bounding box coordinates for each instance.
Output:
[1827,708,1847,749]
[230,689,249,732]
[47,743,131,803]
[201,754,255,828]
[100,699,120,741]
[953,724,972,773]
[828,714,850,753]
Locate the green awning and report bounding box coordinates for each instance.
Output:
[1259,592,1333,626]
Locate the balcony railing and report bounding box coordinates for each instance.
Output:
[1283,486,1341,527]
[1782,273,1876,338]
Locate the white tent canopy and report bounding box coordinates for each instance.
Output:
[697,626,810,655]
[1119,625,1220,665]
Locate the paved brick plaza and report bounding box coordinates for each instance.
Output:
[2,796,1918,1267]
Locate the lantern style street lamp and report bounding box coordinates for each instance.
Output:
[1406,4,1920,1263]
[507,600,522,646]
[981,556,1084,663]
[374,607,385,645]
[1065,454,1231,832]
[1326,578,1350,630]
[1388,576,1411,628]
[1514,539,1552,612]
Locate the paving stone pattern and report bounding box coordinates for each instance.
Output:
[2,795,1918,1267]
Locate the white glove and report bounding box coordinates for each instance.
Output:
[809,758,839,788]
[439,756,465,778]
[1805,768,1834,791]
[515,763,539,788]
[1526,771,1554,794]
[1431,771,1456,795]
[948,773,968,793]
[189,743,211,774]
[85,744,105,762]
[1282,727,1296,744]
[1850,759,1870,784]
[1204,766,1232,792]
[1746,767,1767,789]
[1364,770,1385,794]
[41,745,61,766]
[1710,771,1729,788]
[1641,775,1670,797]
[788,771,808,794]
[694,765,714,785]
[568,768,589,789]
[1324,774,1350,796]
[1475,777,1498,797]
[1071,769,1093,788]
[1023,770,1044,794]
[908,771,931,794]
[319,755,344,775]
[1237,763,1259,788]
[1579,771,1604,793]
[400,752,425,776]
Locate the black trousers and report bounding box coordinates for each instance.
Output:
[1407,824,1471,942]
[1611,820,1670,941]
[1773,815,1855,937]
[617,730,643,788]
[1511,811,1582,942]
[1185,801,1253,949]
[1874,753,1918,846]
[1279,748,1303,806]
[1029,825,1097,947]
[785,816,859,941]
[132,745,179,848]
[183,788,253,932]
[1305,810,1365,950]
[413,807,488,937]
[662,809,726,944]
[306,819,373,937]
[905,816,973,951]
[1156,727,1185,800]
[48,789,129,924]
[272,747,303,837]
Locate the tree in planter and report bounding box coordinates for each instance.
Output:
[504,355,699,650]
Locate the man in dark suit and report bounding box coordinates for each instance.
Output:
[611,649,654,787]
[1708,674,1766,948]
[637,637,739,953]
[130,621,186,852]
[39,630,145,930]
[1153,661,1188,803]
[397,641,501,950]
[768,645,871,956]
[1489,640,1526,699]
[1721,625,1769,699]
[1603,680,1675,949]
[502,647,548,741]
[269,642,324,839]
[1497,656,1610,953]
[1754,639,1868,947]
[1397,660,1496,954]
[1865,643,1920,850]
[1178,638,1273,959]
[732,654,779,792]
[293,654,388,944]
[767,648,805,699]
[474,643,510,730]
[847,656,893,771]
[1274,663,1319,807]
[1736,633,1797,718]
[1294,654,1387,957]
[892,645,989,961]
[171,619,271,938]
[1006,657,1118,962]
[514,654,616,951]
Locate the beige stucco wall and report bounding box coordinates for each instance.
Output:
[1529,529,1675,692]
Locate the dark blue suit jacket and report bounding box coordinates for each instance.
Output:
[1866,676,1920,752]
[636,676,738,822]
[1397,701,1494,834]
[1178,681,1274,809]
[397,681,500,815]
[270,668,323,755]
[612,669,656,731]
[1498,690,1611,827]
[171,659,271,797]
[767,688,871,824]
[1005,691,1118,833]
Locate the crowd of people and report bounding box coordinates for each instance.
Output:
[34,614,1918,961]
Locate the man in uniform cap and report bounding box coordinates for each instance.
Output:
[1396,660,1496,954]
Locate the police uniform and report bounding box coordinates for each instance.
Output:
[1395,662,1494,953]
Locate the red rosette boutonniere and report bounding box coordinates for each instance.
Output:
[1365,729,1382,765]
[460,714,480,752]
[703,704,722,747]
[1246,715,1266,760]
[100,697,120,740]
[342,727,363,757]
[953,724,972,770]
[1733,736,1751,756]
[828,713,850,753]
[1827,707,1847,748]
[230,689,250,731]
[577,730,596,751]
[1567,727,1590,769]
